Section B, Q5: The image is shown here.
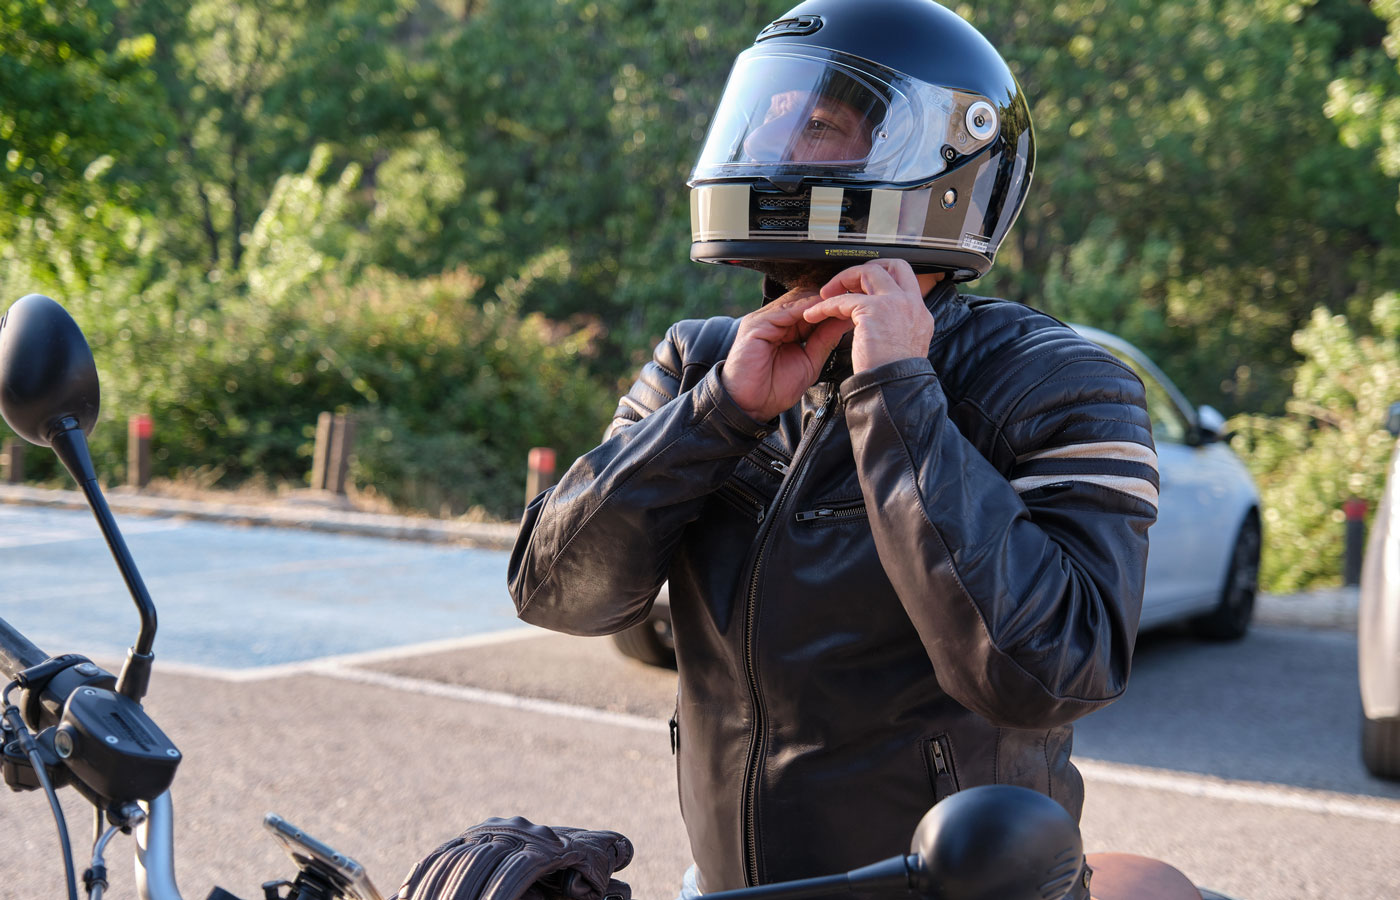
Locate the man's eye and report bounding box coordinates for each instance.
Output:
[805,118,838,136]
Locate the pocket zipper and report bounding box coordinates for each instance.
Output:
[721,481,767,523]
[751,442,792,477]
[931,739,950,775]
[794,500,867,523]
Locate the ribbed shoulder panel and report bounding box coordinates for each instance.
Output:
[930,297,1154,482]
[607,316,741,438]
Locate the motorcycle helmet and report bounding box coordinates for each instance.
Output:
[688,0,1034,281]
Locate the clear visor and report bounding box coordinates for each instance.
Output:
[690,46,976,187]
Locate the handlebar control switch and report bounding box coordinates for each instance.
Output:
[59,685,180,806]
[17,653,117,734]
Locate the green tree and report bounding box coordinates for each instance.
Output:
[1229,298,1400,591]
[965,0,1400,414]
[0,0,163,215]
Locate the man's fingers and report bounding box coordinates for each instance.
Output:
[819,260,919,299]
[801,293,865,324]
[876,258,923,295]
[741,293,828,340]
[754,292,823,323]
[802,317,854,363]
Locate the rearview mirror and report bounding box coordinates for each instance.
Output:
[910,785,1084,900]
[0,294,100,446]
[1195,405,1227,444]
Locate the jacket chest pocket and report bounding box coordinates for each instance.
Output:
[714,441,792,523]
[923,734,961,803]
[793,497,869,525]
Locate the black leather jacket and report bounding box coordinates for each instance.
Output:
[508,282,1157,894]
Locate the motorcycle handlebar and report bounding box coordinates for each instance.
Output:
[0,616,47,681]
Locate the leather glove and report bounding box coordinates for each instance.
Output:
[393,816,634,900]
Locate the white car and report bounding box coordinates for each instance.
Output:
[614,326,1262,667]
[1075,326,1261,639]
[1359,402,1400,780]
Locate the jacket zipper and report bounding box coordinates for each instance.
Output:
[931,739,949,775]
[740,387,836,886]
[793,500,867,523]
[721,481,768,524]
[750,442,792,477]
[927,735,959,802]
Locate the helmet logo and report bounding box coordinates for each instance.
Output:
[756,15,823,41]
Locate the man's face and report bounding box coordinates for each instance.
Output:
[742,89,876,164]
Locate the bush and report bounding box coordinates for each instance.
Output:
[0,251,612,519]
[1229,296,1400,592]
[0,145,615,519]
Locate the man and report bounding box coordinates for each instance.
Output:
[507,2,1157,898]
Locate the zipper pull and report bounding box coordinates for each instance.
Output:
[795,508,834,522]
[931,739,950,775]
[769,458,790,476]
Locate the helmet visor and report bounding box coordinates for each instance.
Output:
[691,46,969,187]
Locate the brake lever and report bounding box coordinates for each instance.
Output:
[1,713,69,792]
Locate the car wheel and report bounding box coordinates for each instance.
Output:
[611,617,677,669]
[1362,714,1400,780]
[1189,515,1260,641]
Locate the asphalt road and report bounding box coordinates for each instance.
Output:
[1,505,1398,900]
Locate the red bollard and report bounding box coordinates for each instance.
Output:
[1344,497,1368,586]
[526,447,557,506]
[128,414,152,488]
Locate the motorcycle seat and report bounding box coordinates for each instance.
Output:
[1085,852,1203,900]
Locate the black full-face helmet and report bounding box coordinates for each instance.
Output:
[689,0,1034,281]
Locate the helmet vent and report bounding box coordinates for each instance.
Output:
[755,195,808,210]
[756,15,823,41]
[753,191,854,232]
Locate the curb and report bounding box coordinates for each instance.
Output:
[1255,586,1358,632]
[0,483,519,551]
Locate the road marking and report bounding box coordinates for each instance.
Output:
[321,666,669,734]
[0,516,187,548]
[311,666,1400,825]
[1076,759,1400,825]
[138,627,550,682]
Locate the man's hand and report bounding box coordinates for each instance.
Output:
[802,260,936,374]
[721,288,854,422]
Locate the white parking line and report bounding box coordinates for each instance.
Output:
[134,627,550,682]
[324,666,669,734]
[309,666,1400,827]
[0,516,188,548]
[1075,759,1400,825]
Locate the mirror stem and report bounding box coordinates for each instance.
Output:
[49,419,157,703]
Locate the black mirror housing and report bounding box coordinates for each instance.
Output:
[0,294,100,446]
[909,785,1084,900]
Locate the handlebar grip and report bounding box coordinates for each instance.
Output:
[0,616,47,682]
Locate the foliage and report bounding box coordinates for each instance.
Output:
[3,0,1400,528]
[412,0,766,350]
[0,0,166,220]
[967,0,1400,414]
[1229,298,1400,591]
[0,150,612,518]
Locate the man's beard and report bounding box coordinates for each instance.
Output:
[742,260,851,296]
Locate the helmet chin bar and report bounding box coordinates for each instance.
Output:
[690,240,988,283]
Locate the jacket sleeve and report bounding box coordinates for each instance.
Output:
[507,322,768,635]
[840,345,1158,730]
